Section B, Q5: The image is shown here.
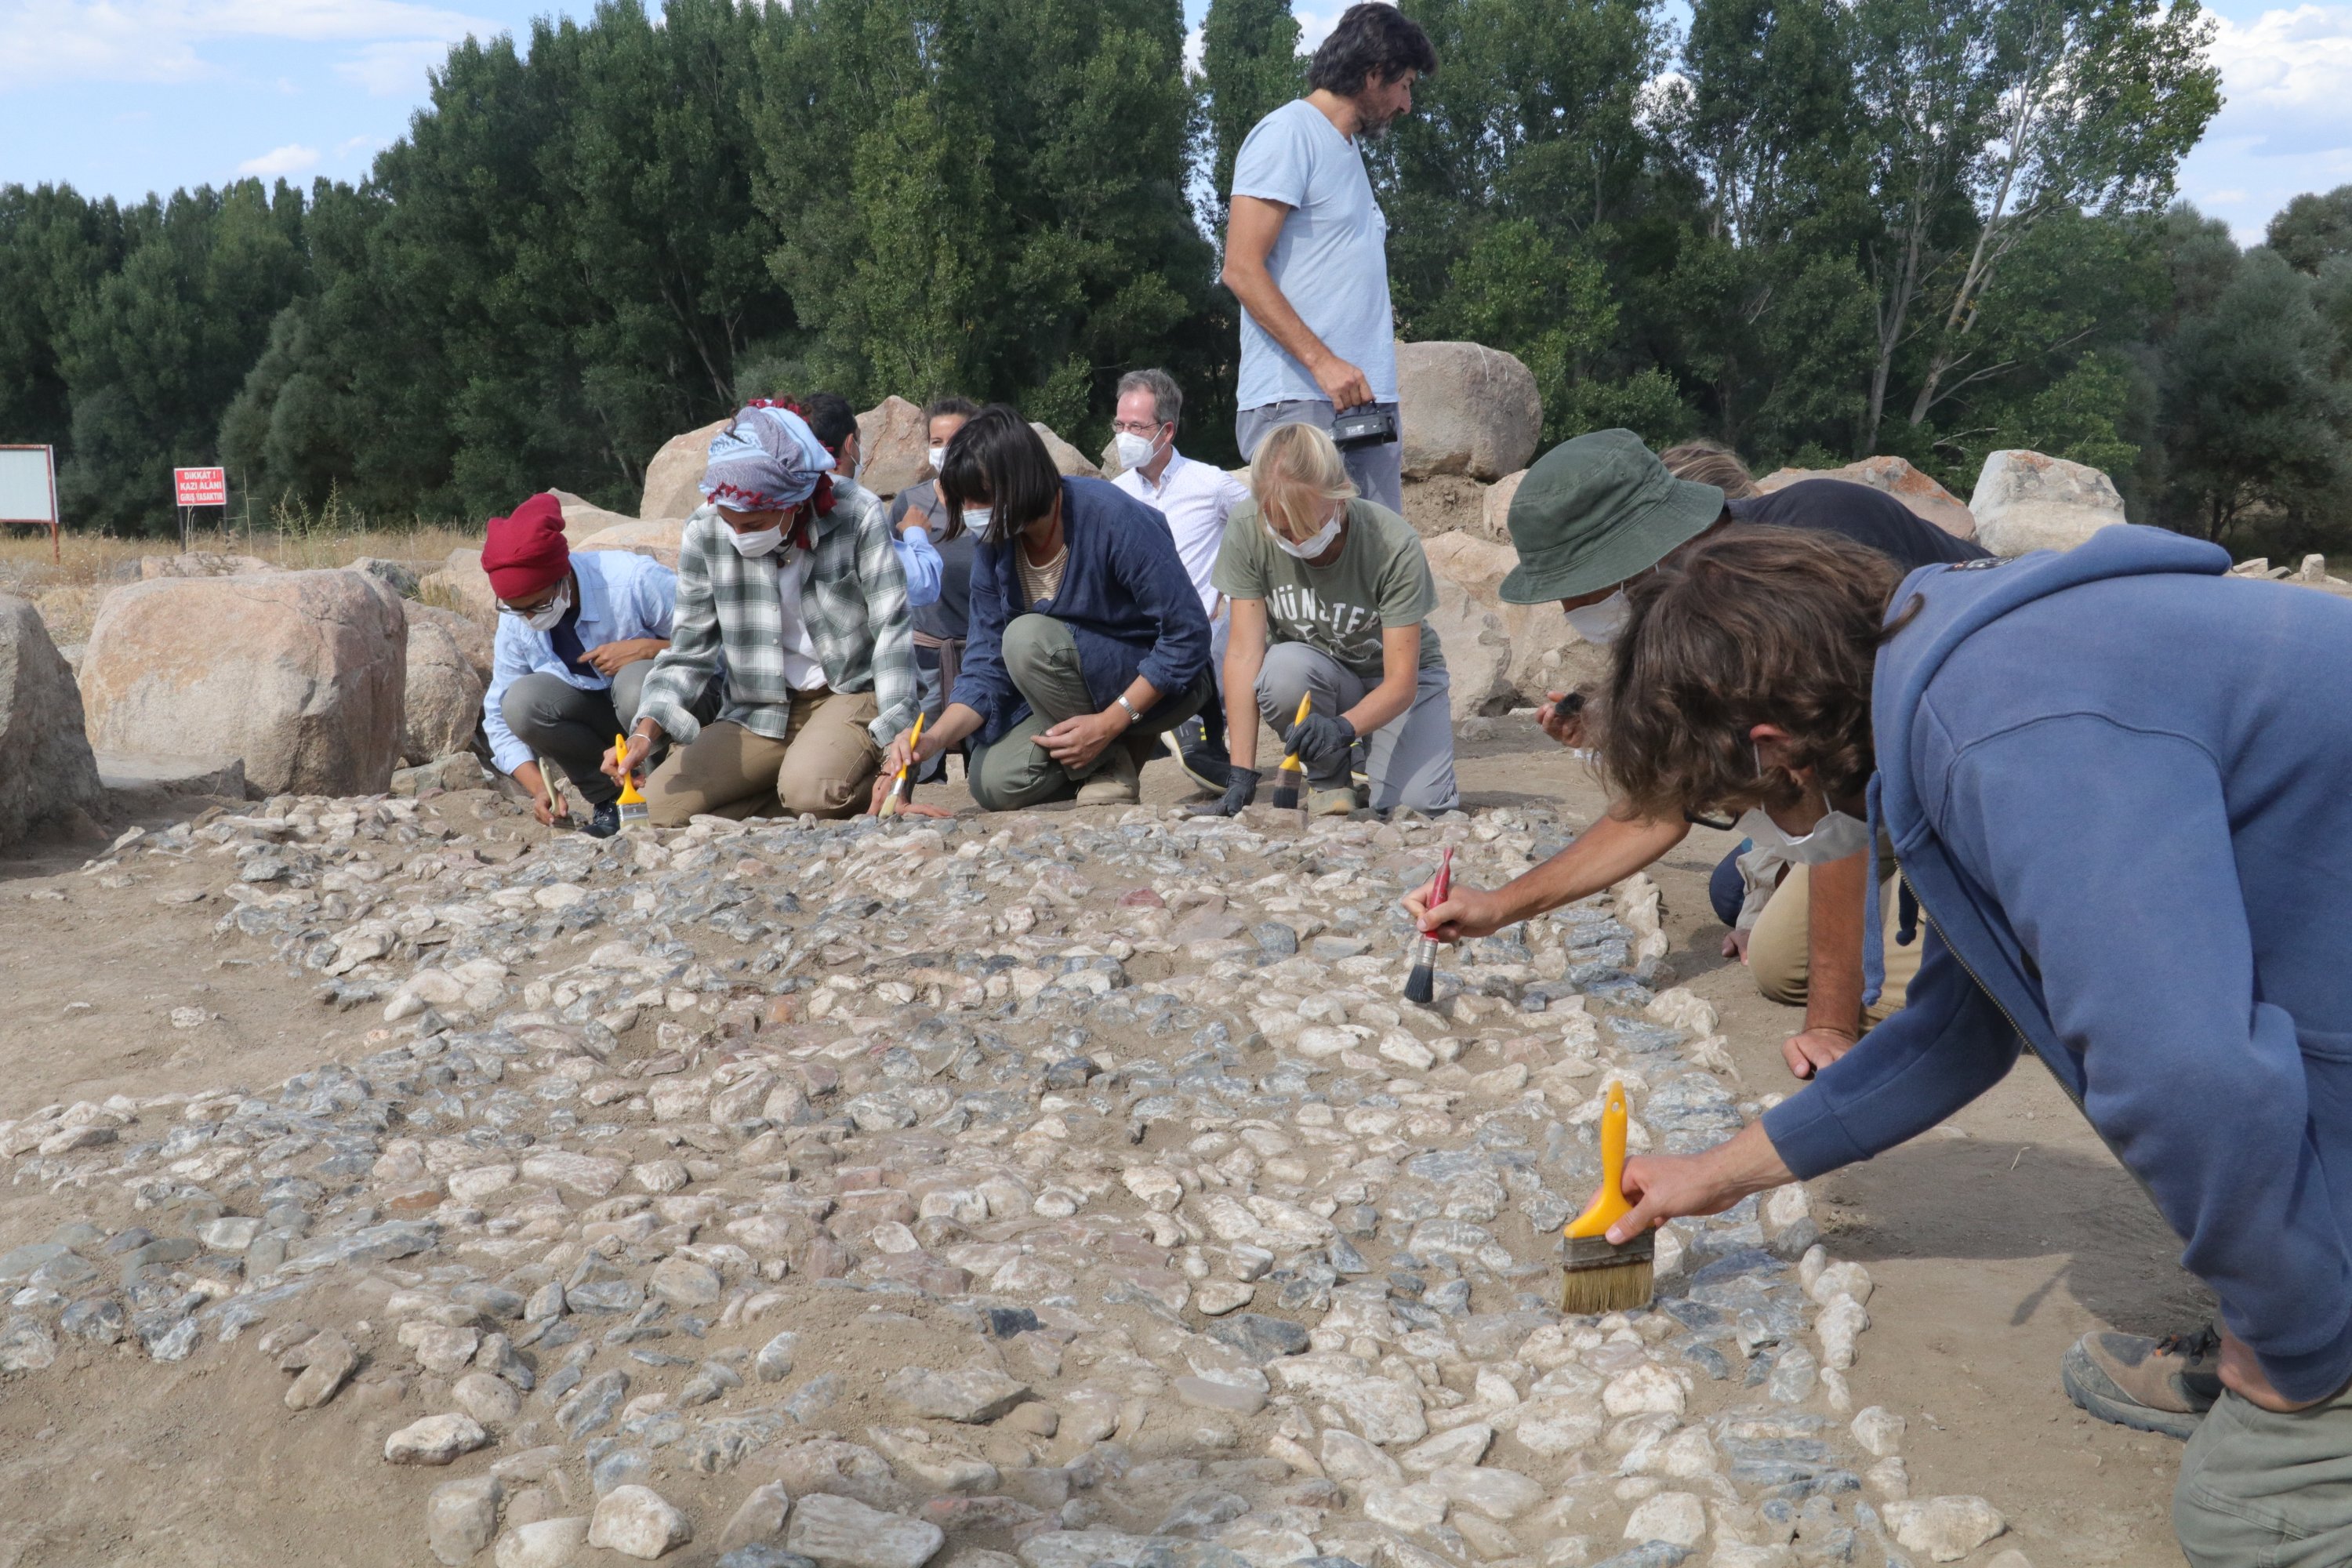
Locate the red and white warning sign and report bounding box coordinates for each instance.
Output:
[173,466,227,506]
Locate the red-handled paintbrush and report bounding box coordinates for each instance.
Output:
[1403,844,1454,1005]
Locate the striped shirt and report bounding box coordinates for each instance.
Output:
[637,486,917,750]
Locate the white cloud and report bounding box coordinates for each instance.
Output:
[0,0,497,90]
[2203,187,2249,203]
[2205,5,2352,158]
[336,134,383,158]
[235,141,318,176]
[335,38,459,96]
[1184,23,1204,76]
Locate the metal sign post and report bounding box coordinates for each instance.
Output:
[0,445,60,562]
[173,466,228,552]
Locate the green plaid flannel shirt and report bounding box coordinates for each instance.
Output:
[637,484,917,750]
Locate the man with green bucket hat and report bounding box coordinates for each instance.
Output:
[1403,428,1985,1079]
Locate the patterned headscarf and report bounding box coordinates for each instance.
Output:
[699,401,836,529]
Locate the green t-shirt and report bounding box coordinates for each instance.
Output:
[1211,497,1444,679]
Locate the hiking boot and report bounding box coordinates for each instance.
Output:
[1308,785,1356,818]
[1166,730,1229,794]
[581,801,621,839]
[1076,746,1140,806]
[2062,1326,2221,1439]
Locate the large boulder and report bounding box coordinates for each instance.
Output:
[1397,342,1542,481]
[575,518,690,570]
[404,613,487,765]
[640,417,732,521]
[1969,450,2125,556]
[1032,423,1102,479]
[1758,457,1976,539]
[0,593,105,850]
[80,570,408,797]
[420,547,496,625]
[1423,531,1610,706]
[1481,470,1527,542]
[403,601,492,686]
[1426,578,1516,720]
[857,396,931,498]
[550,491,642,539]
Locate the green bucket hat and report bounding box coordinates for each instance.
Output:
[1499,429,1725,604]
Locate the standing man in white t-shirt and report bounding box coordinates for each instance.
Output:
[1109,368,1250,791]
[1220,2,1436,515]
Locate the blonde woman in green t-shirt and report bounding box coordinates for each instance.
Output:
[1206,421,1460,816]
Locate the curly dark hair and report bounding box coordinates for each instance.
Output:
[1598,528,1916,822]
[1307,4,1438,97]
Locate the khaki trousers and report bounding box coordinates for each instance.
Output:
[1746,861,1921,1025]
[2175,1384,2352,1566]
[642,689,880,825]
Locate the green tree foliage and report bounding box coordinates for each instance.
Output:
[2268,186,2352,276]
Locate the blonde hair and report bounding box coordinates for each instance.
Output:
[1250,422,1357,543]
[1659,441,1758,499]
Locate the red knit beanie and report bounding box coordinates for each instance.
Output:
[481,494,570,600]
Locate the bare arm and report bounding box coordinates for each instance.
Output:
[1785,851,1870,1079]
[1406,809,1690,941]
[1223,597,1269,774]
[1221,196,1374,410]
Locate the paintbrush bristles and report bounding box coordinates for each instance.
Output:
[1560,1230,1656,1315]
[1402,962,1435,1005]
[1559,1255,1655,1316]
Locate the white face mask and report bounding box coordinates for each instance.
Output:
[1113,430,1162,471]
[724,523,786,558]
[510,584,571,631]
[1563,589,1630,645]
[1739,744,1871,864]
[962,505,994,536]
[927,444,949,474]
[1272,511,1343,559]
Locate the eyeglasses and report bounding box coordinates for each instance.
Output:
[1110,419,1167,437]
[498,593,560,616]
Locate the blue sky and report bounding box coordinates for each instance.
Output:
[2,0,2347,245]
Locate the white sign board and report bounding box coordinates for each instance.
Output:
[0,446,57,523]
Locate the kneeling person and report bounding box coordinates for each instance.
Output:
[609,402,916,822]
[877,407,1213,808]
[481,492,677,837]
[1210,422,1457,816]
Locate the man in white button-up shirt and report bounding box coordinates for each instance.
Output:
[1109,368,1250,789]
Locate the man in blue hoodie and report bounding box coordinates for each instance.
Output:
[1572,524,2352,1568]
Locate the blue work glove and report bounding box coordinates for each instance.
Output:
[1282,712,1357,775]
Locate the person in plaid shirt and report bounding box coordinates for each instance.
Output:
[603,401,917,822]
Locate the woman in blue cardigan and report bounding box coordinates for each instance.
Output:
[875,406,1213,808]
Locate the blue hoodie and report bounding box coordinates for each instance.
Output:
[1761,525,2352,1403]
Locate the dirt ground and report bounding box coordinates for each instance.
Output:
[0,723,2201,1566]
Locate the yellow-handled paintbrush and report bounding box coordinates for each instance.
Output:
[614,733,648,829]
[877,712,927,818]
[1560,1081,1654,1315]
[1269,691,1312,814]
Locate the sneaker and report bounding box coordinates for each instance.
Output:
[1076,747,1140,806]
[1166,731,1229,793]
[2062,1327,2221,1439]
[1308,786,1356,817]
[581,801,621,839]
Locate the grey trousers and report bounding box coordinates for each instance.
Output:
[1254,641,1458,813]
[500,660,657,805]
[1236,400,1404,515]
[2174,1385,2352,1566]
[967,614,1209,811]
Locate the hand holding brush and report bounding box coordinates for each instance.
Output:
[877,711,927,818]
[1269,692,1313,813]
[1402,844,1454,1004]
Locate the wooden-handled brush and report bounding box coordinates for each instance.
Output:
[877,712,927,819]
[614,733,648,829]
[1561,1081,1654,1315]
[1402,844,1452,1005]
[1269,691,1313,814]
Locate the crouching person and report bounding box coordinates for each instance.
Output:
[876,406,1212,808]
[607,402,916,822]
[481,492,677,837]
[1207,422,1457,816]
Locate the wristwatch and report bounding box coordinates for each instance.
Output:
[1115,695,1144,725]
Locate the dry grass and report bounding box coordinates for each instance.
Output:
[0,523,484,645]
